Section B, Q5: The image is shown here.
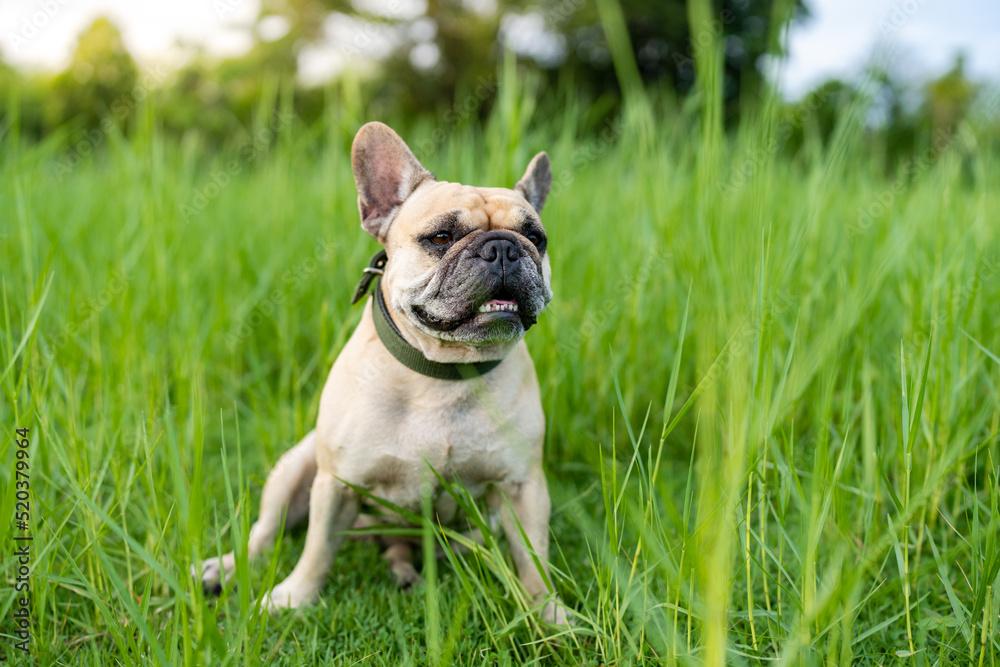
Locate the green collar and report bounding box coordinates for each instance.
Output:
[351,250,503,381]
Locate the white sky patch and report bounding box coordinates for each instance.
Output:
[409,17,435,43]
[409,41,439,71]
[779,0,1000,99]
[499,11,566,68]
[0,0,258,72]
[257,14,289,42]
[462,0,497,16]
[350,0,426,21]
[296,11,401,87]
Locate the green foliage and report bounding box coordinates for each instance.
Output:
[1,3,994,171]
[3,0,805,140]
[778,54,987,174]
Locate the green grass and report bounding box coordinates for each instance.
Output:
[2,65,1000,665]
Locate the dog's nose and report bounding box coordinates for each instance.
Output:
[478,238,520,275]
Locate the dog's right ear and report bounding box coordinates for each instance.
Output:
[351,122,434,242]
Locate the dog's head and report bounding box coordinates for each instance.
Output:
[351,122,553,362]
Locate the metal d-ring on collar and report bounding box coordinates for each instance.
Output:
[351,249,503,381]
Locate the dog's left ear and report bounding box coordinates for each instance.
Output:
[514,152,552,213]
[351,122,435,242]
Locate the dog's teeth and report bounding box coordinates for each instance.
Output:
[478,301,519,313]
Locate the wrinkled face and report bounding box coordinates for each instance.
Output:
[351,122,553,351]
[382,183,553,346]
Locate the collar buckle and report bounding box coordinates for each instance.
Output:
[350,249,504,380]
[351,249,388,305]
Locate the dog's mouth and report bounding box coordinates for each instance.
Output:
[411,289,536,335]
[471,287,530,325]
[410,305,465,332]
[477,299,518,314]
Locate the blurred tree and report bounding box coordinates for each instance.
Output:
[541,0,805,120]
[923,53,977,135]
[255,0,505,114]
[47,17,138,130]
[151,16,315,142]
[252,0,805,122]
[777,78,855,157]
[156,40,300,139]
[783,53,982,175]
[0,0,991,174]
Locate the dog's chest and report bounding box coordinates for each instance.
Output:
[332,385,538,512]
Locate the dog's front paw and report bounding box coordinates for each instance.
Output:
[192,554,235,595]
[260,579,319,613]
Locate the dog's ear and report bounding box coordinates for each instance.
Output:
[514,152,552,213]
[351,122,434,241]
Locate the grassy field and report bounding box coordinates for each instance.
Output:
[2,64,1000,665]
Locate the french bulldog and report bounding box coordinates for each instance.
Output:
[195,121,566,624]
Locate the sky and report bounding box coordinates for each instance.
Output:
[780,0,1000,98]
[1,0,997,99]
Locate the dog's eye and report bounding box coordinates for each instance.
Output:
[526,233,543,247]
[431,232,452,245]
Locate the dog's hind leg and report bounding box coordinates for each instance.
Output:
[383,541,422,588]
[247,430,317,553]
[378,525,489,589]
[194,430,318,593]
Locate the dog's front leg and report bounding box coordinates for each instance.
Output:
[262,470,359,611]
[496,467,569,625]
